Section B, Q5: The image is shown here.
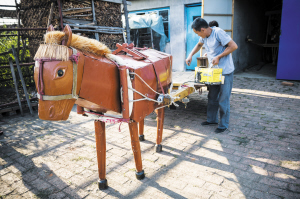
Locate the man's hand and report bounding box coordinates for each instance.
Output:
[212,56,220,65]
[186,56,192,66]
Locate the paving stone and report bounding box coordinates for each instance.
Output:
[21,170,39,183]
[0,182,14,196]
[10,180,32,194]
[248,189,282,199]
[55,167,75,179]
[1,173,21,185]
[202,182,232,197]
[268,187,300,199]
[182,184,213,199]
[48,191,66,199]
[1,74,300,198]
[48,176,70,190]
[29,178,52,191]
[0,168,10,176]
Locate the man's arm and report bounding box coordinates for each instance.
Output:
[212,40,238,65]
[186,42,204,66]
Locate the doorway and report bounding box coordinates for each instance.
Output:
[185,4,202,70]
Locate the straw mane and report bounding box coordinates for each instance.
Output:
[34,31,125,65]
[45,31,111,55]
[34,31,112,61]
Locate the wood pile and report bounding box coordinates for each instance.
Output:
[19,0,124,60]
[0,9,17,18]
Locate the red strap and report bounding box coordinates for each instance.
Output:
[147,58,165,95]
[38,60,45,100]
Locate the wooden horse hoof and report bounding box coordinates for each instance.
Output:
[155,144,162,152]
[98,179,108,190]
[135,170,145,180]
[139,135,145,141]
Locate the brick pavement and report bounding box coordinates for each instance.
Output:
[0,74,300,199]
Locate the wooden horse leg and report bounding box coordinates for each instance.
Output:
[128,121,145,180]
[155,107,165,152]
[138,119,145,141]
[94,120,108,190]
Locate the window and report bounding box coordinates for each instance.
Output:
[130,7,170,40]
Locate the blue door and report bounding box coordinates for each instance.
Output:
[186,4,202,70]
[276,0,300,80]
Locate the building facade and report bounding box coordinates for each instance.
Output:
[127,0,233,72]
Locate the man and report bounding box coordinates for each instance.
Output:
[209,20,219,27]
[186,18,238,133]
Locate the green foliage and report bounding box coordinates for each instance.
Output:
[0,25,33,88]
[0,25,30,64]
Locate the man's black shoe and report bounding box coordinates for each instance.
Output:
[201,121,218,126]
[215,128,228,133]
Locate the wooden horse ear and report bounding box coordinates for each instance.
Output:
[62,24,72,47]
[47,25,54,32]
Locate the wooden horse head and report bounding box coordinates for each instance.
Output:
[34,25,84,120]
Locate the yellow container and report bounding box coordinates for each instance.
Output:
[195,67,223,84]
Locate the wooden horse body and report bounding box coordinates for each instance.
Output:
[34,25,172,189]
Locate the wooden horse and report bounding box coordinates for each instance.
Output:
[34,25,172,189]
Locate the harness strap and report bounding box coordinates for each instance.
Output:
[36,48,79,101]
[37,93,73,100]
[71,49,78,99]
[147,58,165,95]
[38,59,45,100]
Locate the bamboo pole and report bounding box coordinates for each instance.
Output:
[9,57,24,116]
[122,0,130,43]
[11,46,33,116]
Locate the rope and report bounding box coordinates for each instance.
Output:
[128,87,160,103]
[84,111,130,132]
[129,72,162,95]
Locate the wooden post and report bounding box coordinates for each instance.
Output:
[11,46,33,116]
[94,120,108,190]
[57,0,64,30]
[150,28,154,49]
[128,121,145,180]
[16,3,20,59]
[122,0,130,43]
[91,0,99,41]
[231,0,234,38]
[9,57,23,116]
[200,0,205,57]
[47,2,55,27]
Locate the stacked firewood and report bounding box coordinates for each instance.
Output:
[20,0,59,60]
[94,1,122,27]
[19,0,124,60]
[0,9,17,18]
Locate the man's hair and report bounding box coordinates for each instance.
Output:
[209,20,219,27]
[191,17,209,31]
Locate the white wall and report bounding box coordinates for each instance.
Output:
[128,0,202,71]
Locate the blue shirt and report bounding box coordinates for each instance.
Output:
[199,27,234,74]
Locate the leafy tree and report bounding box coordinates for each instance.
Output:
[0,25,32,88]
